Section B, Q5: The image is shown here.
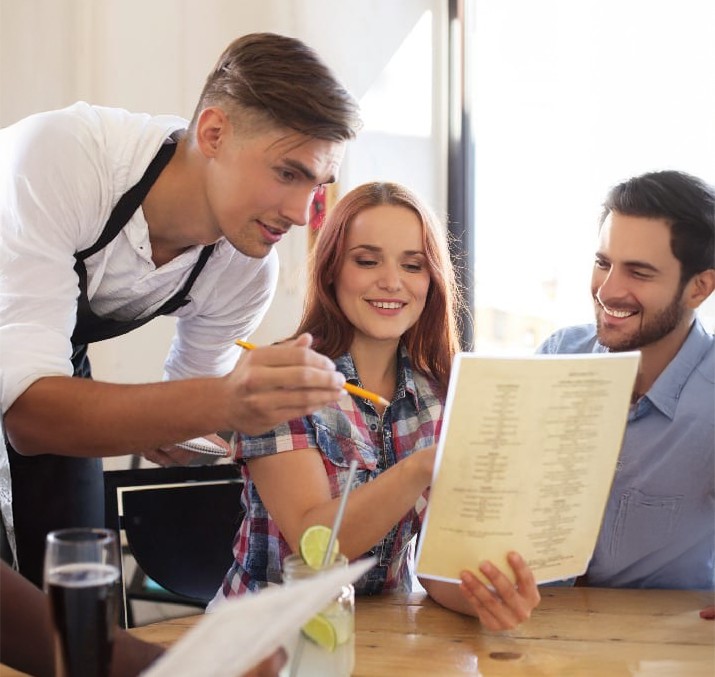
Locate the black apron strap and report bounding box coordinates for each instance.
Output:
[71,137,214,346]
[76,141,178,262]
[7,135,216,587]
[154,243,216,315]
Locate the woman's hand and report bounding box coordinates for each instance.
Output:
[458,551,540,631]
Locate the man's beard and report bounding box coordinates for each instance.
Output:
[596,289,686,352]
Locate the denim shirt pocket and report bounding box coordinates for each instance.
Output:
[609,488,683,564]
[312,419,378,473]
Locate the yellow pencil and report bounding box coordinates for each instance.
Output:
[235,339,390,407]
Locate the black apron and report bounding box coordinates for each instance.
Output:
[6,138,215,586]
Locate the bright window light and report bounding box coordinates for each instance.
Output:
[469,0,715,353]
[360,11,432,137]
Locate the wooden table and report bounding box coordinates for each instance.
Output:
[1,587,712,676]
[128,587,714,676]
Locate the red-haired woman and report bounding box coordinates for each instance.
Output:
[212,182,540,630]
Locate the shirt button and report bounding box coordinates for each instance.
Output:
[370,424,377,431]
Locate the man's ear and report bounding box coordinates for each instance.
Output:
[195,107,231,159]
[685,269,715,308]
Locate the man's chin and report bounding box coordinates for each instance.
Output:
[233,241,274,259]
[596,325,639,352]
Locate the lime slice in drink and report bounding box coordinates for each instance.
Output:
[299,525,339,570]
[301,613,337,652]
[323,601,353,646]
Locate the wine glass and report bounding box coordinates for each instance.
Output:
[43,528,121,677]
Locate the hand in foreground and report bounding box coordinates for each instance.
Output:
[699,605,714,620]
[241,648,287,677]
[459,551,540,631]
[226,333,345,436]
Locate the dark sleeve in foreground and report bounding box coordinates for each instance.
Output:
[0,561,164,677]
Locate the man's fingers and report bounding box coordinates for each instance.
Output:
[238,340,338,373]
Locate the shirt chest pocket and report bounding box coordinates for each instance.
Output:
[610,488,683,563]
[313,420,378,472]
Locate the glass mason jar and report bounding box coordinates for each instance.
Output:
[281,553,355,676]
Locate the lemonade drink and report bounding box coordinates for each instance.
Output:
[281,553,355,676]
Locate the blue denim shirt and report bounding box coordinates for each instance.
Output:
[538,318,715,589]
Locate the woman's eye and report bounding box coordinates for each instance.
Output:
[355,258,377,267]
[404,263,424,272]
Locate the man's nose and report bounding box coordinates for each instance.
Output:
[279,188,313,227]
[597,268,627,302]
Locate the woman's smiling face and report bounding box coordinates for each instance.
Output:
[335,204,431,346]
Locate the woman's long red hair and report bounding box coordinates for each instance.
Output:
[294,182,463,393]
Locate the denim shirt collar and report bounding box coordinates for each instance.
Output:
[610,318,713,420]
[334,343,422,412]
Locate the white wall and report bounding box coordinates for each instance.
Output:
[0,0,446,384]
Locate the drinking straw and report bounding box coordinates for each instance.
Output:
[290,459,359,677]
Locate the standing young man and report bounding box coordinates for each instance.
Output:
[0,32,361,586]
[538,170,715,593]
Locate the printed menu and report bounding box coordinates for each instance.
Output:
[416,352,640,585]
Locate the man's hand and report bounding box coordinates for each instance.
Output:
[224,333,345,436]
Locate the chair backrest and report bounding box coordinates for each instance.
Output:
[104,464,243,625]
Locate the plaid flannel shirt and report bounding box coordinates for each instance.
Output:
[217,345,444,599]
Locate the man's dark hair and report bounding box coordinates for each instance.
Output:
[189,32,361,141]
[600,170,715,284]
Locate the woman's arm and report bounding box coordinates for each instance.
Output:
[419,552,541,631]
[247,445,435,559]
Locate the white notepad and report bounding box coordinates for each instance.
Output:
[175,437,229,456]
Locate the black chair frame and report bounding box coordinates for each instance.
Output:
[104,463,244,628]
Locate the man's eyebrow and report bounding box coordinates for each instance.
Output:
[283,158,336,185]
[596,252,661,273]
[624,260,660,273]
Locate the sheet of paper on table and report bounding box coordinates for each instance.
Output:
[141,558,375,677]
[416,351,640,586]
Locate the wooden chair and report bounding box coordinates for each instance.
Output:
[104,463,244,627]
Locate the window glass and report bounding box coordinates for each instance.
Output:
[468,0,715,353]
